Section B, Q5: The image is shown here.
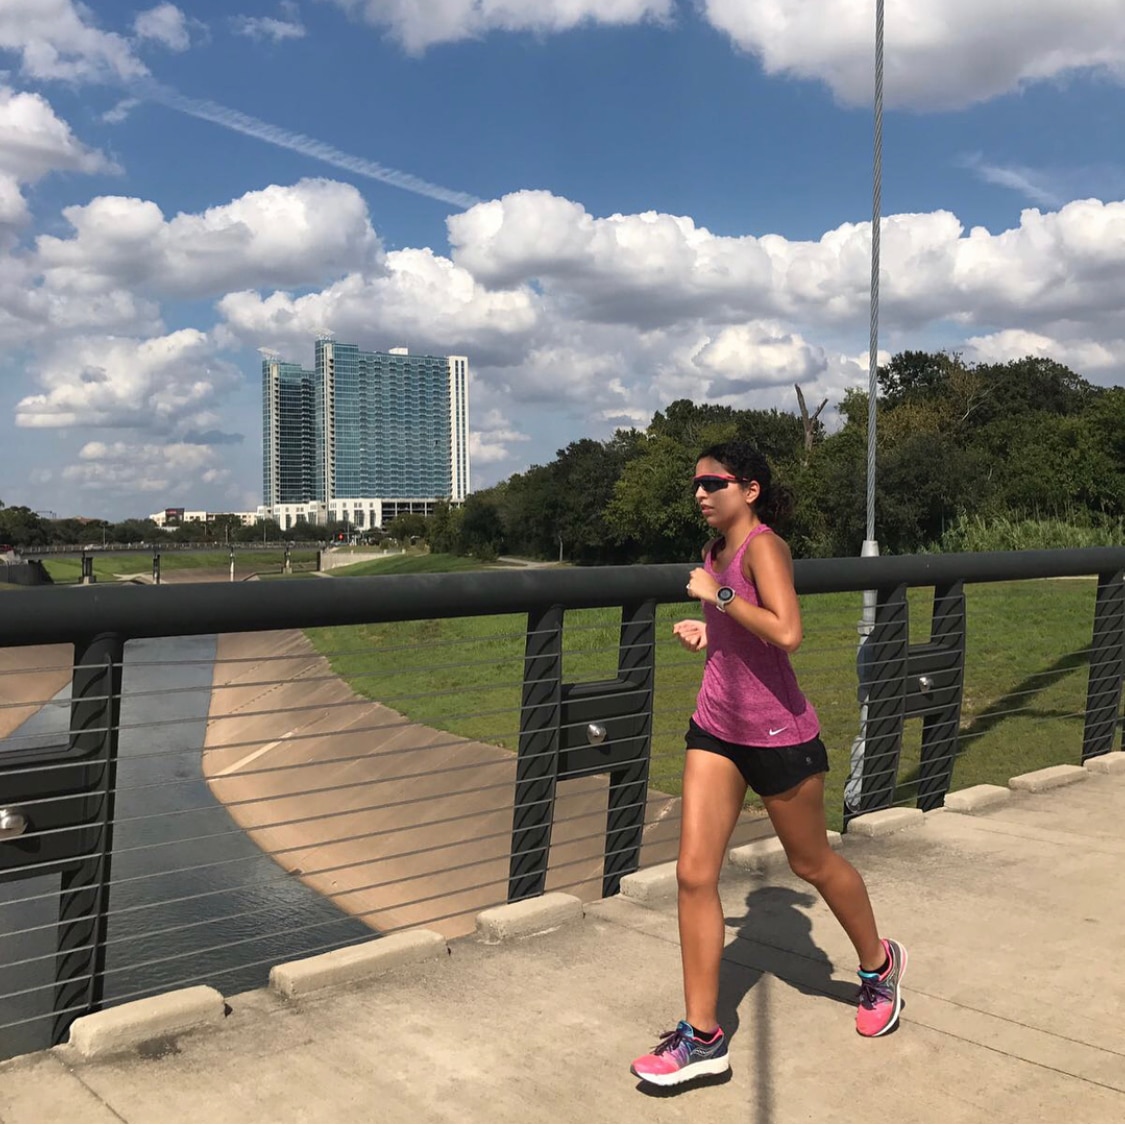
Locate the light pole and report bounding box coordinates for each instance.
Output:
[866,0,884,562]
[846,0,885,819]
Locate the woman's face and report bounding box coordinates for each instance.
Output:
[693,457,759,528]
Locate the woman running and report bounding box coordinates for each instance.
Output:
[630,440,906,1088]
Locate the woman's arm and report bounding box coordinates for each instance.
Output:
[686,533,803,652]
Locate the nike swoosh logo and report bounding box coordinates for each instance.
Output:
[768,727,788,736]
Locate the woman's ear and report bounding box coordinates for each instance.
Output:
[743,479,761,506]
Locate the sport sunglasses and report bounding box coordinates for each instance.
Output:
[692,474,751,494]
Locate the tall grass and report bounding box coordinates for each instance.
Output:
[935,514,1125,552]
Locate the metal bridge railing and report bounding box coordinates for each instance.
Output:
[0,549,1122,1061]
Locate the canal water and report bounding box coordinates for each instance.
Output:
[0,635,370,1060]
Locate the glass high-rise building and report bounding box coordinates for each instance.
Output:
[262,339,470,530]
[262,359,318,507]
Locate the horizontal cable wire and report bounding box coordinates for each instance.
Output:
[0,807,655,959]
[0,763,684,880]
[0,837,640,994]
[0,795,687,920]
[0,791,675,928]
[2,674,1074,785]
[0,825,660,998]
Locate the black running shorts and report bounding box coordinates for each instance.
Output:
[684,717,830,797]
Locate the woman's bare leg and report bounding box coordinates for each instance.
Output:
[762,773,884,970]
[677,749,748,1031]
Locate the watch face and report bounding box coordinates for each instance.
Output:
[717,586,735,604]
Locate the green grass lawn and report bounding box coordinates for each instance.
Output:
[305,571,1101,831]
[42,550,320,583]
[329,552,511,577]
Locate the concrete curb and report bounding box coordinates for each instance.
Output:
[1086,751,1125,775]
[846,807,925,838]
[943,784,1012,813]
[66,986,225,1060]
[1009,764,1090,792]
[729,831,842,872]
[619,861,678,904]
[270,931,448,1000]
[475,892,583,943]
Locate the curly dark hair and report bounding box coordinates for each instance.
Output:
[698,440,794,527]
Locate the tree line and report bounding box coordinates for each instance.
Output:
[5,351,1121,561]
[0,510,295,549]
[430,351,1125,562]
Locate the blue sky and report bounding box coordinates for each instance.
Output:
[2,0,1124,519]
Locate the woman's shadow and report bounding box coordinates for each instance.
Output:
[727,885,859,1118]
[638,883,858,1115]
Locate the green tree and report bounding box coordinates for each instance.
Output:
[0,505,49,548]
[604,434,701,562]
[426,502,464,554]
[385,513,428,543]
[459,494,504,559]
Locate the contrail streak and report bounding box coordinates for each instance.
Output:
[136,80,482,209]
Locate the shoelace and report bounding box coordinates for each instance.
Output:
[651,1027,688,1056]
[857,975,893,1009]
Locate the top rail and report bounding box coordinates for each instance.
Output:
[3,548,1124,647]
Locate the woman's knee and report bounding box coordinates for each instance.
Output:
[677,853,721,895]
[786,845,835,886]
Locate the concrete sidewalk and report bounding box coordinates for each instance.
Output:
[2,769,1124,1123]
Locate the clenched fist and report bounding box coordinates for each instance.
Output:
[672,619,708,653]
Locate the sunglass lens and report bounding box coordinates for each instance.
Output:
[693,477,728,493]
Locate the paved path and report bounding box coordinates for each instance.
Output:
[2,768,1123,1123]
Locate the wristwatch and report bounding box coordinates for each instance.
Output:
[715,586,736,613]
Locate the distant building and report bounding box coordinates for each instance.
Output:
[148,509,260,529]
[260,339,470,530]
[262,360,318,508]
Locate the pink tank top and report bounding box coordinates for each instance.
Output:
[692,524,820,747]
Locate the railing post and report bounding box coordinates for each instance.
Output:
[915,581,966,811]
[52,632,124,1045]
[845,584,908,824]
[508,605,563,902]
[602,600,655,897]
[1082,569,1125,761]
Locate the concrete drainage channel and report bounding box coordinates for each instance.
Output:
[46,753,1124,1065]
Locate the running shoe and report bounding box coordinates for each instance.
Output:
[630,1021,730,1086]
[856,937,907,1037]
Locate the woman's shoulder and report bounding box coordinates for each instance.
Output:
[741,525,793,574]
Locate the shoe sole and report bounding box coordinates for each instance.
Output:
[859,940,908,1038]
[631,1054,731,1087]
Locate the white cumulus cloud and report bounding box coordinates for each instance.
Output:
[964,329,1123,373]
[218,245,540,364]
[0,0,147,83]
[62,440,230,493]
[15,330,242,432]
[34,179,383,300]
[0,86,118,183]
[232,13,307,42]
[470,409,531,464]
[324,0,673,52]
[133,4,192,51]
[700,0,1125,110]
[447,190,1125,338]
